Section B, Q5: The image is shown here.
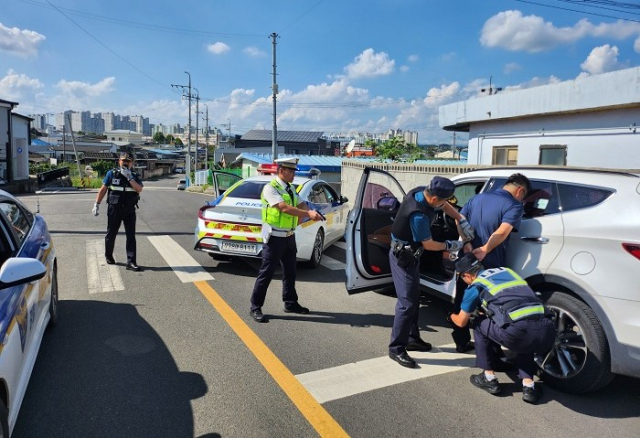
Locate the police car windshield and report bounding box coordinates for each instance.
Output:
[228,181,299,199]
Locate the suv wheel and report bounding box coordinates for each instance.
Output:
[535,292,615,394]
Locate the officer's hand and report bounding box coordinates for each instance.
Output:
[445,240,464,252]
[308,210,324,221]
[120,167,132,180]
[459,218,475,241]
[92,203,99,217]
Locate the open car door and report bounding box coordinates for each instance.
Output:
[345,168,406,294]
[210,171,243,198]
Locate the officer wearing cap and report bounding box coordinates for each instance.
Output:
[387,176,475,368]
[249,157,324,323]
[450,252,556,404]
[92,152,144,271]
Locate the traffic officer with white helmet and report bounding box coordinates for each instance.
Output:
[93,152,144,271]
[249,157,324,323]
[450,252,556,404]
[387,176,474,368]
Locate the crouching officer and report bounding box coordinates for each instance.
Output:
[388,176,472,369]
[450,253,556,404]
[93,152,143,271]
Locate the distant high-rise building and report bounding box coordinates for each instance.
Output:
[102,112,115,131]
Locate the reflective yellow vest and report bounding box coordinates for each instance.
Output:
[261,179,298,230]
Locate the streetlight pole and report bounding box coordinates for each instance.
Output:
[202,103,209,170]
[194,87,199,175]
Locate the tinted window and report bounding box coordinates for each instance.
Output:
[485,178,560,218]
[321,185,338,203]
[0,201,32,245]
[309,185,329,203]
[557,183,613,212]
[226,181,298,200]
[453,181,486,209]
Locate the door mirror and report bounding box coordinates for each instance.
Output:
[376,196,399,211]
[340,195,349,204]
[0,258,47,289]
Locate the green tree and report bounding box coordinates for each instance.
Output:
[174,137,183,146]
[153,132,166,143]
[373,137,425,162]
[90,160,113,176]
[165,134,174,144]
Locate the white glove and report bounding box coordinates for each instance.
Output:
[120,167,132,180]
[445,240,464,253]
[92,203,99,217]
[459,218,475,241]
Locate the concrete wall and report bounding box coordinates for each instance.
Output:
[340,160,487,208]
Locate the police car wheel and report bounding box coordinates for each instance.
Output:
[535,291,614,394]
[305,229,324,268]
[47,264,59,328]
[0,398,8,438]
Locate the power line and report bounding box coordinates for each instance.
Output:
[514,0,640,22]
[278,0,326,32]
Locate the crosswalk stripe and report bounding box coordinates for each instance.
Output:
[319,254,345,271]
[296,344,475,403]
[333,241,347,250]
[86,239,125,293]
[148,235,214,283]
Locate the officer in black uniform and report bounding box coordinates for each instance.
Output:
[387,176,472,368]
[450,252,556,404]
[92,152,144,271]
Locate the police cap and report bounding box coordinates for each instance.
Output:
[119,152,133,161]
[428,176,455,199]
[275,157,299,170]
[455,252,481,274]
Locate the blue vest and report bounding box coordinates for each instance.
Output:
[472,268,546,327]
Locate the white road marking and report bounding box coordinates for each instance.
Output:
[296,344,475,403]
[86,239,125,293]
[333,241,347,250]
[148,235,214,283]
[320,254,345,271]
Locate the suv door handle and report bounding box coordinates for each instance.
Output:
[520,237,549,244]
[41,241,50,250]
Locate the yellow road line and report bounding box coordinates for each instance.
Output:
[194,281,349,438]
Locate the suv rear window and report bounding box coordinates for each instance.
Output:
[227,181,299,200]
[557,183,613,212]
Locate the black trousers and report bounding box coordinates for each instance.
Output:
[105,203,137,264]
[250,235,298,311]
[389,249,422,354]
[451,277,472,346]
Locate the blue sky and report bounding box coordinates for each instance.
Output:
[2,0,640,144]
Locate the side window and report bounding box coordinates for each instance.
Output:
[522,181,560,218]
[321,184,338,204]
[557,183,613,213]
[492,146,518,165]
[309,185,329,204]
[453,181,487,209]
[0,201,32,245]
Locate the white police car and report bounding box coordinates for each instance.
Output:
[0,190,57,436]
[194,172,349,267]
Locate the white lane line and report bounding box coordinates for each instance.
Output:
[296,344,475,403]
[148,235,214,283]
[320,254,345,271]
[86,239,125,294]
[333,241,347,250]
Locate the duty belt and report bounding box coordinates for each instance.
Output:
[271,229,295,237]
[391,239,424,257]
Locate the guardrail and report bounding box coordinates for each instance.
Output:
[37,167,70,185]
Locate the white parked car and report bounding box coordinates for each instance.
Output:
[0,190,57,436]
[345,166,640,393]
[195,173,349,267]
[177,179,186,191]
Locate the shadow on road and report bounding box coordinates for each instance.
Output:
[14,300,209,438]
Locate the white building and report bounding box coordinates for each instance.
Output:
[439,66,640,170]
[104,129,144,144]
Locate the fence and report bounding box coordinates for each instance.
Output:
[37,167,70,185]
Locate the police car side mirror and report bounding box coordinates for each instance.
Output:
[340,195,349,204]
[0,258,47,289]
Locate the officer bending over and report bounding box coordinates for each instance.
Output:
[450,253,556,404]
[388,176,474,369]
[93,152,144,271]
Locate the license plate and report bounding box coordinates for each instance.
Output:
[221,241,258,255]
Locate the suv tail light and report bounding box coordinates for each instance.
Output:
[622,243,640,261]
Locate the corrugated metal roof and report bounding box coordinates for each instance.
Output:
[237,153,343,171]
[241,130,324,143]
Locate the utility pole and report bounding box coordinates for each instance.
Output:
[62,123,66,164]
[271,32,279,159]
[203,103,209,170]
[452,132,456,159]
[194,87,200,174]
[221,119,231,148]
[171,72,192,186]
[66,113,82,178]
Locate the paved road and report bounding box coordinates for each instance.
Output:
[12,174,640,438]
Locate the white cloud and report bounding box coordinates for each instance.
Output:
[400,65,409,73]
[207,42,230,55]
[481,10,640,52]
[635,37,640,53]
[48,77,116,109]
[408,54,419,62]
[0,69,43,100]
[345,48,395,79]
[243,46,266,57]
[0,23,45,58]
[580,44,625,74]
[440,52,456,62]
[504,62,522,74]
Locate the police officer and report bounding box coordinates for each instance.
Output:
[450,252,556,404]
[388,176,474,368]
[249,157,324,323]
[92,152,144,271]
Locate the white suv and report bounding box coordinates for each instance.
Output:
[345,166,640,393]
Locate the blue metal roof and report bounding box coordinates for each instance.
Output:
[238,153,343,172]
[241,130,324,143]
